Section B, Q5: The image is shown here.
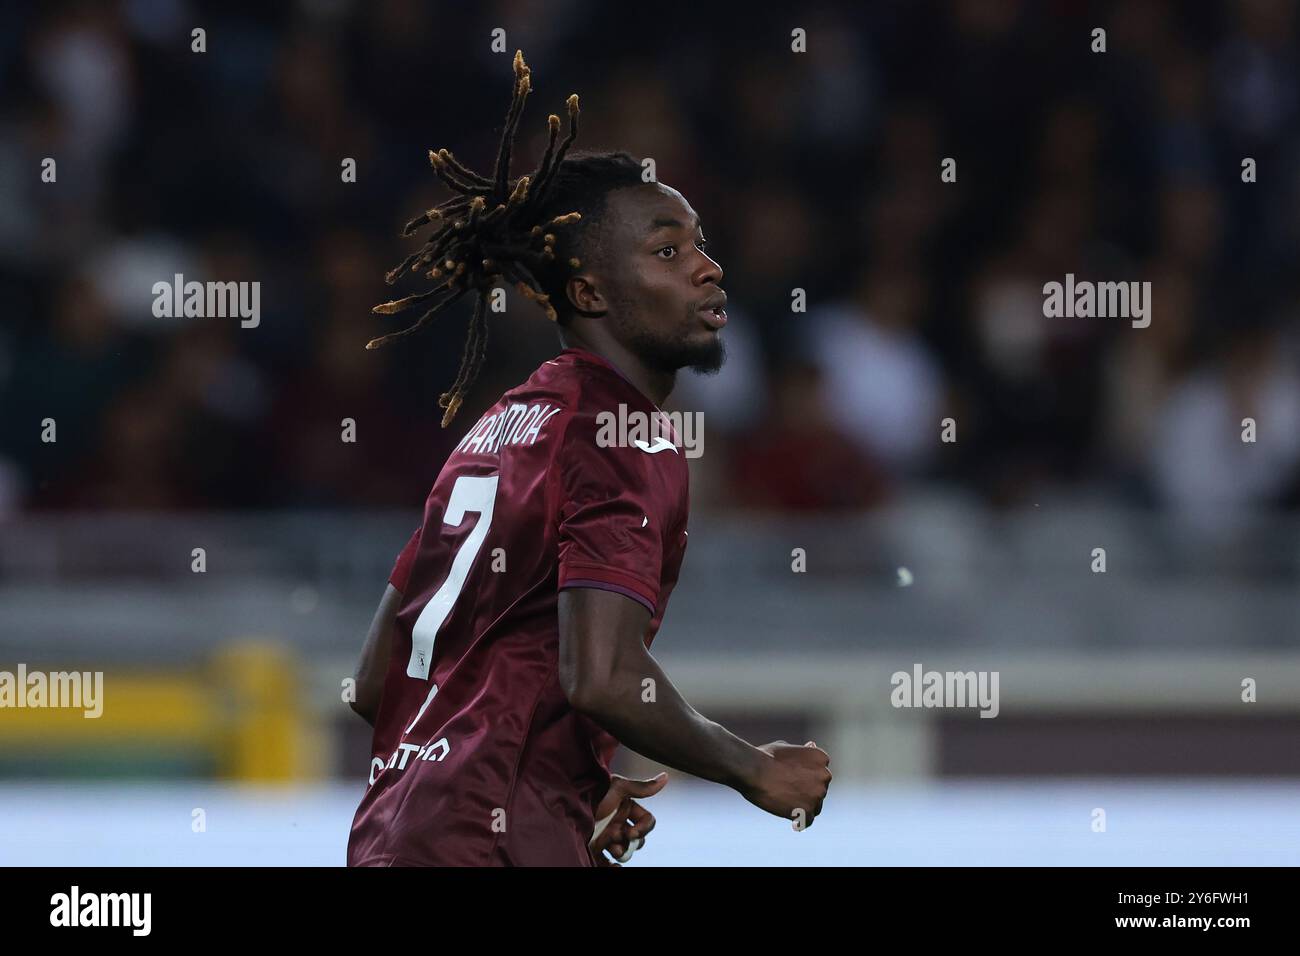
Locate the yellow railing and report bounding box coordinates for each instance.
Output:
[0,641,322,781]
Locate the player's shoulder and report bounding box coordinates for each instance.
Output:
[548,354,689,499]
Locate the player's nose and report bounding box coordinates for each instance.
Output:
[694,249,723,287]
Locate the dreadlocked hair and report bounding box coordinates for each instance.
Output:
[522,148,645,316]
[368,49,642,428]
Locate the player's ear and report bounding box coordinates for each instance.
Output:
[565,272,607,317]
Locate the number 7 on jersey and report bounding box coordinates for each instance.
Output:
[407,474,499,679]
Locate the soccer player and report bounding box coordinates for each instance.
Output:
[346,52,831,867]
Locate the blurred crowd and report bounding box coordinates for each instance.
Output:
[2,0,1299,527]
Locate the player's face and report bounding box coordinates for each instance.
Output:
[601,184,727,375]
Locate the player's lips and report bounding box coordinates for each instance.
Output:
[697,292,728,329]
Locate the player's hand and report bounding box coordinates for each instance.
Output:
[741,740,832,828]
[589,771,667,865]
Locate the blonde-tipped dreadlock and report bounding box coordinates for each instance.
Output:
[367,50,585,427]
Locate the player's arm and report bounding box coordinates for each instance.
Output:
[350,583,403,726]
[352,527,421,725]
[558,586,831,824]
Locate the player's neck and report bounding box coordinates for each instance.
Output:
[557,329,676,408]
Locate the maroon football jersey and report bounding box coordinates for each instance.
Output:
[347,347,690,866]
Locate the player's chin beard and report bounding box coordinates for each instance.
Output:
[618,318,726,376]
[685,333,725,375]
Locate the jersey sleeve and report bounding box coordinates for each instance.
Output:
[556,411,665,615]
[388,526,422,593]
